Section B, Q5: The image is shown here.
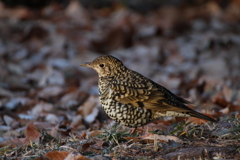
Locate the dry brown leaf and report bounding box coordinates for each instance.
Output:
[238,90,240,105]
[0,138,25,147]
[3,115,14,126]
[206,1,221,16]
[123,137,142,143]
[45,113,59,124]
[38,86,63,98]
[0,122,40,147]
[0,3,31,20]
[223,85,232,102]
[91,9,135,53]
[200,58,228,79]
[34,122,56,130]
[212,92,228,108]
[3,130,20,138]
[65,0,90,27]
[124,133,181,143]
[229,104,240,112]
[64,152,90,160]
[187,117,208,125]
[85,107,99,124]
[60,91,79,107]
[78,96,99,117]
[147,121,170,129]
[25,122,41,142]
[236,113,240,119]
[187,113,215,124]
[45,151,70,160]
[77,95,100,124]
[140,133,181,143]
[31,102,54,118]
[219,106,230,115]
[70,115,83,129]
[79,131,87,139]
[50,125,60,139]
[0,87,14,97]
[85,129,102,139]
[38,65,53,87]
[213,92,240,112]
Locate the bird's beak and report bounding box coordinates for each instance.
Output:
[80,62,92,68]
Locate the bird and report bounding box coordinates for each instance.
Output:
[81,55,217,127]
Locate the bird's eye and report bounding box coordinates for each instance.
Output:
[99,64,104,67]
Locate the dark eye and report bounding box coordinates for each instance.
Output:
[99,64,104,67]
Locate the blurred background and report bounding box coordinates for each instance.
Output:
[0,0,240,134]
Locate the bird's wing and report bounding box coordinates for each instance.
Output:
[110,74,192,111]
[110,78,156,106]
[110,79,217,122]
[109,71,216,122]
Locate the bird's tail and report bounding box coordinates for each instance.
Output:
[188,110,217,122]
[154,109,217,122]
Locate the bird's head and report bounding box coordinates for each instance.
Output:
[81,55,126,78]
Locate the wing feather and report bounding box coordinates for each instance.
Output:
[110,70,193,111]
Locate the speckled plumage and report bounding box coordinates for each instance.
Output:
[81,55,216,127]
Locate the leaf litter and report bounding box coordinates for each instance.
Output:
[0,0,240,159]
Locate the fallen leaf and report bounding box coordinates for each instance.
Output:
[3,115,14,126]
[45,113,59,124]
[70,115,83,129]
[31,102,54,118]
[212,92,228,108]
[238,90,240,105]
[187,116,209,125]
[123,137,142,143]
[0,87,14,98]
[0,122,40,147]
[213,93,240,112]
[85,107,99,124]
[187,112,216,124]
[38,86,63,98]
[64,152,90,160]
[0,138,25,147]
[140,133,181,143]
[25,122,41,142]
[219,106,230,115]
[45,151,70,160]
[3,130,20,138]
[65,0,90,27]
[47,70,65,86]
[85,129,102,139]
[124,133,182,143]
[0,4,32,20]
[77,95,100,123]
[59,91,79,109]
[200,58,228,79]
[206,1,221,16]
[222,85,232,102]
